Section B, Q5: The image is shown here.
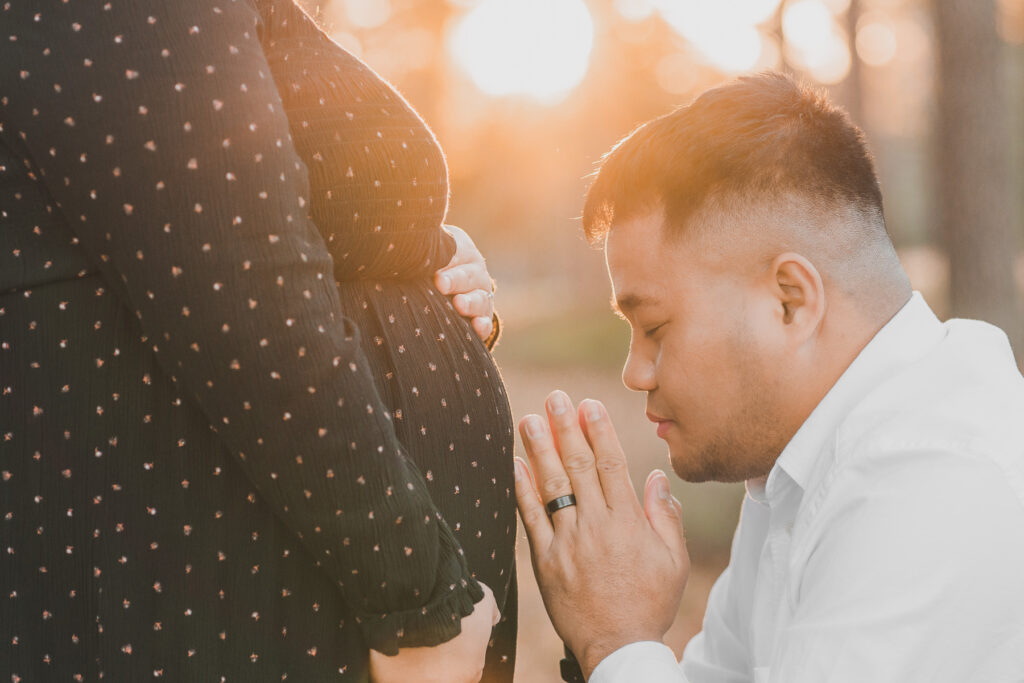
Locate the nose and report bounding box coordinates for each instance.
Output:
[622,347,656,393]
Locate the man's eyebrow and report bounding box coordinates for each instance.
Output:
[610,292,654,318]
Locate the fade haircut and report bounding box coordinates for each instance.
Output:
[582,72,888,249]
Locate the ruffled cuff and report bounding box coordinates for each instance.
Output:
[484,310,502,351]
[483,277,501,350]
[356,527,485,655]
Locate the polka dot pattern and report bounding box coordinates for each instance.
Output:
[0,0,515,679]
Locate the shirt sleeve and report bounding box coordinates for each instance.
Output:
[680,492,761,683]
[589,641,685,683]
[680,566,754,683]
[769,447,1024,682]
[0,0,481,654]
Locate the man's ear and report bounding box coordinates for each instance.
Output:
[769,252,825,340]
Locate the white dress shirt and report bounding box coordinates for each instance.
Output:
[590,292,1024,683]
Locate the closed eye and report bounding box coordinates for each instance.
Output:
[643,323,665,338]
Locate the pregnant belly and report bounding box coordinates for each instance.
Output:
[335,279,517,607]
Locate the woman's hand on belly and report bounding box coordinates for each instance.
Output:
[435,224,496,341]
[369,581,501,683]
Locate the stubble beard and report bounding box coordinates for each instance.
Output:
[670,365,789,484]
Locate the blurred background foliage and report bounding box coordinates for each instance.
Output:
[299,0,1024,679]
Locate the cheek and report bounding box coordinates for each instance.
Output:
[659,324,759,416]
[653,339,713,414]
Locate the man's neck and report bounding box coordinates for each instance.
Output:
[784,289,914,466]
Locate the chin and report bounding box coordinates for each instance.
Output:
[668,442,756,484]
[671,461,741,484]
[668,446,717,483]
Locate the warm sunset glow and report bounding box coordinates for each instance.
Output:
[783,0,834,53]
[655,52,699,94]
[656,0,781,74]
[450,0,594,104]
[619,0,782,26]
[782,0,851,83]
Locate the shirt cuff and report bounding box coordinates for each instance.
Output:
[588,641,684,683]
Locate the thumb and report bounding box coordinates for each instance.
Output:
[478,581,501,627]
[643,470,686,560]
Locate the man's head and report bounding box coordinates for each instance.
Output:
[585,72,912,483]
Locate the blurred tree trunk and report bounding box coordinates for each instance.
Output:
[770,1,794,77]
[933,0,1023,364]
[838,0,864,127]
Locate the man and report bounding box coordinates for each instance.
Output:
[513,72,1024,682]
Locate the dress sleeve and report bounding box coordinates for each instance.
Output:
[0,0,481,654]
[257,1,504,349]
[257,0,456,284]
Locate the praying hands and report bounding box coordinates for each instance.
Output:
[513,390,691,680]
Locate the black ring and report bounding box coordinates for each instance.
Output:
[546,494,577,516]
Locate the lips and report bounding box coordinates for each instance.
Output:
[646,410,673,438]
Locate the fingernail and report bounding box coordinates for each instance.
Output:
[524,415,544,438]
[584,399,603,423]
[654,470,671,500]
[438,274,450,292]
[513,458,525,481]
[548,391,569,415]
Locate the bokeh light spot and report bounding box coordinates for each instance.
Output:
[782,0,850,83]
[782,0,834,53]
[343,0,392,30]
[856,16,898,67]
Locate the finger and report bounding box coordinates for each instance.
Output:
[643,470,687,563]
[519,413,578,529]
[488,589,502,628]
[436,262,490,296]
[452,289,494,319]
[471,316,493,342]
[578,399,640,512]
[441,224,478,267]
[544,391,605,513]
[513,456,554,552]
[475,581,502,627]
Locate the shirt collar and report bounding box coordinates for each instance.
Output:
[753,291,946,503]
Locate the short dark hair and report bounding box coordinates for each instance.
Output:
[582,71,885,244]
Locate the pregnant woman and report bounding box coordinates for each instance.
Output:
[263,0,518,679]
[0,0,516,680]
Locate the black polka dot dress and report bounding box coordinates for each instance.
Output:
[0,0,516,680]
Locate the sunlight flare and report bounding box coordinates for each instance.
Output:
[657,0,779,74]
[450,0,595,104]
[782,0,851,83]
